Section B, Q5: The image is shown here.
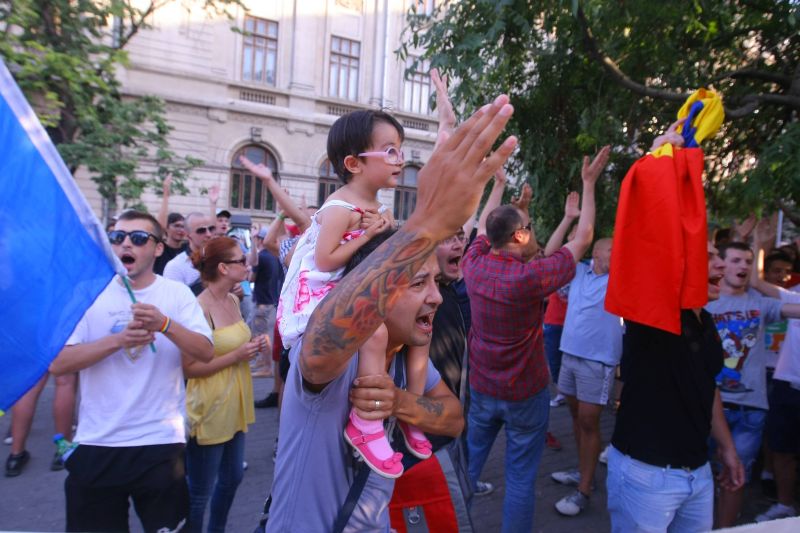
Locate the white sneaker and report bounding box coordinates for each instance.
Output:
[598,444,610,465]
[551,469,581,487]
[550,394,566,407]
[755,503,797,522]
[474,481,494,496]
[555,489,589,516]
[3,436,11,446]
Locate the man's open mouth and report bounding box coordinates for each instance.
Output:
[120,254,135,265]
[448,254,462,266]
[416,312,434,330]
[709,275,722,287]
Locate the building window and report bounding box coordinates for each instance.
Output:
[230,145,279,212]
[394,165,419,221]
[318,159,340,206]
[409,0,436,15]
[403,57,431,115]
[329,36,360,101]
[242,16,278,85]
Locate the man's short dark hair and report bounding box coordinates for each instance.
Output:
[327,110,405,184]
[486,205,523,249]
[765,250,793,271]
[719,241,753,259]
[344,229,398,275]
[117,210,163,241]
[167,212,184,226]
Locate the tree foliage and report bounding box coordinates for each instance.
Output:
[0,0,240,216]
[402,0,800,236]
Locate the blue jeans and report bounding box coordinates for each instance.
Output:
[543,324,564,386]
[606,446,713,533]
[467,386,549,533]
[709,406,767,482]
[186,431,246,533]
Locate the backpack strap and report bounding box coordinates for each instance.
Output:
[332,462,371,533]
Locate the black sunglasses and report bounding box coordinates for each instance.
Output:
[108,230,159,246]
[510,222,533,237]
[195,225,217,235]
[223,257,247,265]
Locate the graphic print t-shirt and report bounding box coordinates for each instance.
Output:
[705,290,783,409]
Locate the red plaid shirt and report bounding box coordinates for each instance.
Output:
[462,236,576,401]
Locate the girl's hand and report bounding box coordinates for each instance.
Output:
[364,217,390,239]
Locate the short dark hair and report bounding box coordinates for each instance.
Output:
[327,110,405,184]
[765,250,793,271]
[344,229,398,275]
[167,212,184,226]
[117,210,163,241]
[486,205,523,249]
[719,241,753,259]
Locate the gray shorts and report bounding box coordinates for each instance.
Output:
[557,352,615,406]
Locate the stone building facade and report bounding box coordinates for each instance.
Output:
[78,0,439,225]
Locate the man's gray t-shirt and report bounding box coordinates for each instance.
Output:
[705,290,783,409]
[266,340,441,533]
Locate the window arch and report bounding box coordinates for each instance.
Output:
[318,159,340,206]
[230,145,279,212]
[394,165,419,221]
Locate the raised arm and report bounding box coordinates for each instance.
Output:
[263,213,287,257]
[476,168,508,237]
[208,184,220,220]
[750,216,781,299]
[544,191,580,257]
[157,175,173,230]
[239,156,313,233]
[563,146,610,261]
[300,96,517,385]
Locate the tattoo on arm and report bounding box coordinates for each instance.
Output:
[302,229,435,376]
[416,396,444,417]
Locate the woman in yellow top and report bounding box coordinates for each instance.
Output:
[184,236,268,533]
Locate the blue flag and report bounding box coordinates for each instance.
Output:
[0,60,124,414]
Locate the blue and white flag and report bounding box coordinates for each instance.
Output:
[0,60,125,414]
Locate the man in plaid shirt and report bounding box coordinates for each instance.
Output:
[461,146,610,532]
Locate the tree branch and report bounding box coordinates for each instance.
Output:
[710,67,791,87]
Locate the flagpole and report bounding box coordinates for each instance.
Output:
[121,276,157,353]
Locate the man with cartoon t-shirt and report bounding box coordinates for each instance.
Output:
[706,242,800,527]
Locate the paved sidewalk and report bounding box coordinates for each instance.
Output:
[0,376,775,531]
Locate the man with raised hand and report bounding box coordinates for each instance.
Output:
[462,146,609,532]
[266,95,517,533]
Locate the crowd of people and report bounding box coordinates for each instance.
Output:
[4,70,800,533]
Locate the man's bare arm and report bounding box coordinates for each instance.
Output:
[544,191,579,256]
[563,146,609,261]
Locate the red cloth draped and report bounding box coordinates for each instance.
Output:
[605,147,708,334]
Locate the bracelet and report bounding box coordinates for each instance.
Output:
[159,316,171,334]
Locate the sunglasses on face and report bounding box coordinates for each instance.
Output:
[223,257,247,265]
[510,222,533,237]
[108,230,159,246]
[357,146,404,165]
[194,225,217,235]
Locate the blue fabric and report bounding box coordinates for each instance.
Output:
[0,61,117,413]
[681,101,705,148]
[467,386,549,533]
[543,324,564,384]
[186,431,246,533]
[607,445,714,532]
[709,407,767,482]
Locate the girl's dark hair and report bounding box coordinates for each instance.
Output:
[327,110,405,184]
[190,236,241,283]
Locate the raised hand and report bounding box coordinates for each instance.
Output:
[494,166,508,187]
[511,183,533,212]
[754,214,778,248]
[239,155,273,180]
[649,118,686,152]
[564,191,580,219]
[431,68,456,144]
[208,184,220,205]
[733,213,757,241]
[162,175,173,195]
[581,145,611,185]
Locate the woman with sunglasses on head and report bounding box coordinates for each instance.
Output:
[183,237,268,533]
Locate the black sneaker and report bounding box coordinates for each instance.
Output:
[255,392,279,409]
[5,451,30,477]
[51,451,65,471]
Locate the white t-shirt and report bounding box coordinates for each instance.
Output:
[773,287,800,387]
[66,275,212,446]
[163,250,200,287]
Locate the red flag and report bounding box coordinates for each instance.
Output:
[605,147,708,334]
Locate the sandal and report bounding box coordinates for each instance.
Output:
[344,416,404,479]
[398,421,433,460]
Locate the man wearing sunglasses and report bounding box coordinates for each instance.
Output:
[49,210,213,532]
[164,212,216,295]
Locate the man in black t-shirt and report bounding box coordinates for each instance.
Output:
[607,242,744,532]
[154,213,188,275]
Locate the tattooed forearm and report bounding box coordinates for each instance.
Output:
[301,228,436,381]
[416,396,444,417]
